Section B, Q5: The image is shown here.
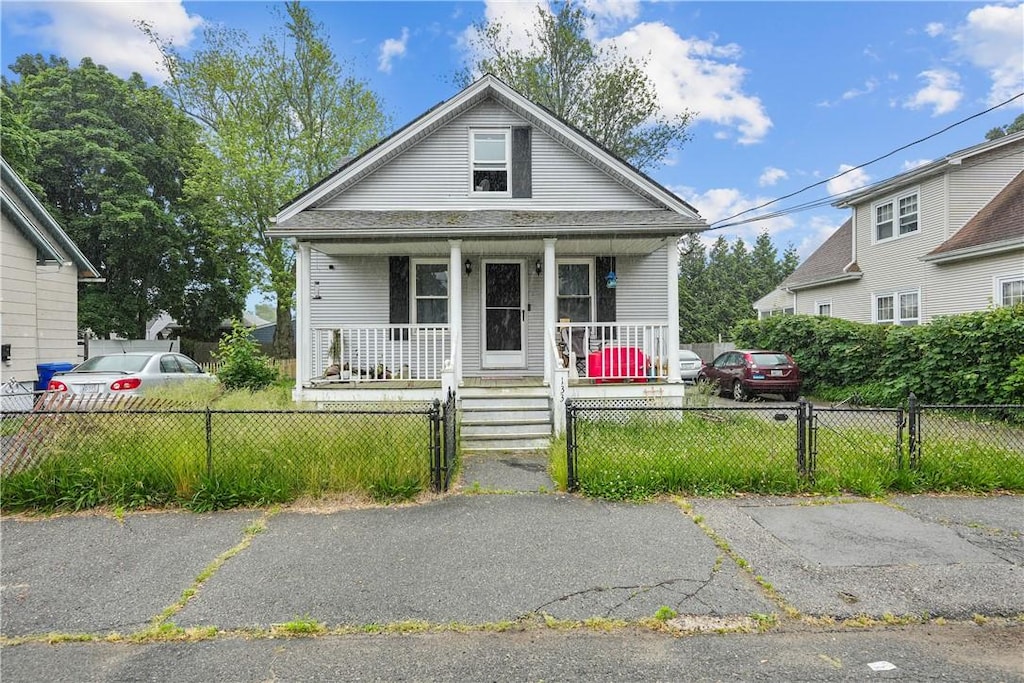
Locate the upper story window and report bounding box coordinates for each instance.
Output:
[412,260,448,324]
[874,190,919,242]
[997,275,1024,307]
[471,129,509,193]
[875,289,919,325]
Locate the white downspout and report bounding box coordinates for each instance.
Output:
[448,240,463,386]
[296,241,312,397]
[666,238,681,384]
[543,238,557,386]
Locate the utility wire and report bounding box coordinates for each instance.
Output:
[707,91,1024,229]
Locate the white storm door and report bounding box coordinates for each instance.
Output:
[482,260,526,369]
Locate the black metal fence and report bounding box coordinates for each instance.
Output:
[564,395,1024,496]
[1,397,460,511]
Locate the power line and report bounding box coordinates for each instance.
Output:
[707,91,1024,230]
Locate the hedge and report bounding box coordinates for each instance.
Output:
[732,303,1024,406]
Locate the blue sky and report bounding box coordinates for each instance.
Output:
[3,1,1022,309]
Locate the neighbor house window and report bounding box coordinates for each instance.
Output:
[412,260,448,324]
[816,301,832,317]
[471,129,509,193]
[557,261,593,322]
[874,190,918,242]
[875,290,919,325]
[997,275,1024,306]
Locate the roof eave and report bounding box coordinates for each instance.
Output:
[920,237,1024,264]
[268,223,704,241]
[785,272,863,291]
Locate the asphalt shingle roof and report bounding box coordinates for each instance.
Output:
[927,169,1024,258]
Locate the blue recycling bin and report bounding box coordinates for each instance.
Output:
[37,362,75,391]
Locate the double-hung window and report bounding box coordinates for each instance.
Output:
[557,261,593,322]
[816,301,832,317]
[412,260,449,324]
[997,275,1024,307]
[875,289,919,325]
[471,129,509,193]
[874,190,919,242]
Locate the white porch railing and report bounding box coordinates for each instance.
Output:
[556,322,670,382]
[311,326,450,383]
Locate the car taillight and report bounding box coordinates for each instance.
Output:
[110,377,142,391]
[48,379,68,392]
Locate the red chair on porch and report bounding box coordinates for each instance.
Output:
[588,346,648,383]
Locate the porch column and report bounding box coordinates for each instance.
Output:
[448,240,463,385]
[296,241,312,393]
[666,237,682,383]
[543,238,557,386]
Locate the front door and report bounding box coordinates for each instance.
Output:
[482,260,526,369]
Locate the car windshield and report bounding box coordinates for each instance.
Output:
[750,353,790,367]
[74,355,149,373]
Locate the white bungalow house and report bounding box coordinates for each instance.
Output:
[1,158,102,398]
[269,74,706,445]
[755,131,1024,323]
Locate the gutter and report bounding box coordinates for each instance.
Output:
[920,237,1024,264]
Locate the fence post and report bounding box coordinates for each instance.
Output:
[429,399,442,493]
[796,399,807,478]
[895,407,905,470]
[565,399,577,492]
[442,389,457,491]
[205,408,213,477]
[907,392,920,469]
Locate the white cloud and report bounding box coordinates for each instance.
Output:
[904,69,963,116]
[674,185,794,243]
[2,1,202,82]
[460,0,548,61]
[759,167,788,187]
[953,3,1024,106]
[842,78,879,101]
[584,0,640,24]
[378,27,410,74]
[827,164,872,196]
[925,22,945,38]
[901,158,932,171]
[611,22,772,144]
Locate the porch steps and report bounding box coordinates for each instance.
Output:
[459,385,553,454]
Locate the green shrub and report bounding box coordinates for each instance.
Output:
[214,320,279,391]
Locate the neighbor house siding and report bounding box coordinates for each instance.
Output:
[35,264,79,362]
[947,146,1024,237]
[321,99,655,212]
[925,252,1024,319]
[1,215,40,381]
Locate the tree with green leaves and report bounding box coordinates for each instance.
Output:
[985,113,1024,141]
[146,1,388,357]
[459,0,692,170]
[2,55,249,340]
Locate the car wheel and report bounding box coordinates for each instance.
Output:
[733,380,749,402]
[783,391,799,402]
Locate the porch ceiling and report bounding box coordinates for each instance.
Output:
[311,236,669,256]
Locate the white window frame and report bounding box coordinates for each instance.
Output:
[410,259,449,325]
[873,288,920,325]
[469,128,511,195]
[556,258,595,323]
[815,300,832,317]
[994,274,1024,307]
[872,188,919,243]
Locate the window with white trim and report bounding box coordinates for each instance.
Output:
[874,190,919,242]
[997,275,1024,307]
[874,290,919,325]
[411,260,448,324]
[471,129,509,193]
[816,301,832,317]
[557,260,593,322]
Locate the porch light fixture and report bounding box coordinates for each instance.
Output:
[312,281,322,300]
[535,259,542,275]
[464,259,473,276]
[605,271,617,289]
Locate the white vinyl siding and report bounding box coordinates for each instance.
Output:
[308,252,391,329]
[322,99,656,211]
[947,145,1024,236]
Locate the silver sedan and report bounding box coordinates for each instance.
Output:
[46,352,215,397]
[679,349,704,382]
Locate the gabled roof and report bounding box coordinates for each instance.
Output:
[776,218,861,291]
[273,73,703,231]
[834,130,1024,208]
[922,168,1024,263]
[1,158,102,280]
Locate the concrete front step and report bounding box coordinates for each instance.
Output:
[462,436,553,451]
[459,384,554,451]
[461,396,550,411]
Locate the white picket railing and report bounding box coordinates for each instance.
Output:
[556,321,670,381]
[311,326,450,383]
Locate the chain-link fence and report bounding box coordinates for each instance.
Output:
[1,398,459,512]
[565,396,1024,496]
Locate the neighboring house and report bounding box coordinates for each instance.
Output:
[755,131,1024,324]
[1,158,102,392]
[269,74,706,420]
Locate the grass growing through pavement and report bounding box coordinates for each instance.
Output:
[0,385,432,513]
[549,413,1024,500]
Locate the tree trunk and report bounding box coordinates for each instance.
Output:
[271,296,294,359]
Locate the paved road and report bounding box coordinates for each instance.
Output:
[2,454,1022,681]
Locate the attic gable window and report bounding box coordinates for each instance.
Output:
[471,129,509,193]
[874,189,919,242]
